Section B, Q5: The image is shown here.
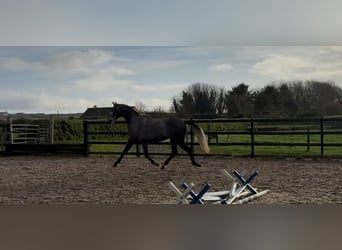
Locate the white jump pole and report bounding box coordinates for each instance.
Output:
[224,183,249,204]
[169,169,269,205]
[232,190,269,204]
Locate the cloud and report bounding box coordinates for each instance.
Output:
[140,98,173,111]
[131,82,187,92]
[251,53,342,81]
[209,63,233,72]
[38,93,94,113]
[43,49,119,73]
[75,74,133,91]
[99,66,135,76]
[0,91,37,110]
[0,49,132,75]
[0,49,136,93]
[44,50,135,92]
[0,57,42,71]
[0,90,94,113]
[116,82,188,110]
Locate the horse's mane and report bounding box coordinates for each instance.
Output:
[119,104,139,115]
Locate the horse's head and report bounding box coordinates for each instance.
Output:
[110,102,121,124]
[110,102,139,124]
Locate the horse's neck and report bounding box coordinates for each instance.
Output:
[121,107,139,123]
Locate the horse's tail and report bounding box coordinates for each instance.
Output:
[187,121,210,154]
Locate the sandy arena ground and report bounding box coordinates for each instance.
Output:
[0,155,341,204]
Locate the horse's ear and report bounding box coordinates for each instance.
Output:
[112,101,117,106]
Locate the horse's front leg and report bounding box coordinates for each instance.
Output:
[113,141,133,167]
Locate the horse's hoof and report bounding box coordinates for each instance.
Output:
[193,162,201,167]
[113,163,118,168]
[160,164,166,170]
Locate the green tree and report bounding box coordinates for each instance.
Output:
[225,83,252,117]
[306,81,342,115]
[172,83,222,118]
[254,85,281,117]
[278,83,297,116]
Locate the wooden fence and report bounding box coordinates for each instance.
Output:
[2,117,342,157]
[0,123,5,152]
[84,117,342,159]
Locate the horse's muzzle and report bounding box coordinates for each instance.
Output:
[110,117,117,124]
[108,117,115,124]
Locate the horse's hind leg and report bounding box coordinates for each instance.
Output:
[160,142,178,169]
[142,143,159,167]
[178,141,201,167]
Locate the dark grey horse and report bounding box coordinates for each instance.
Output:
[110,102,209,169]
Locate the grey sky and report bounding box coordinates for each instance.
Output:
[1,1,342,113]
[1,0,342,45]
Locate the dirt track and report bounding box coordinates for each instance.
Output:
[0,155,341,204]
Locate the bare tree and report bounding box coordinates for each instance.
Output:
[152,106,166,113]
[134,101,148,113]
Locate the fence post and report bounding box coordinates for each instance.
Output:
[320,116,324,159]
[136,144,141,157]
[190,119,194,154]
[250,118,255,157]
[306,127,310,151]
[4,122,10,154]
[83,120,89,156]
[8,116,13,144]
[50,115,54,144]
